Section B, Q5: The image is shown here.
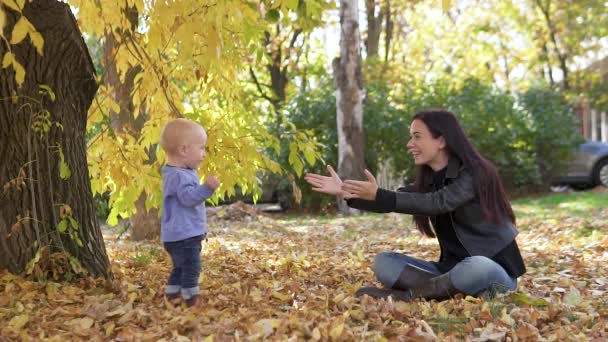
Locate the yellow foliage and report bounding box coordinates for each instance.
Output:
[1,0,324,221]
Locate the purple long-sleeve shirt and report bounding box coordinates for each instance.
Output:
[161,165,215,242]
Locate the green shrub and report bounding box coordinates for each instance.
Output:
[285,76,580,207]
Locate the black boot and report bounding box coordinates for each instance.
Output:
[356,272,460,302]
[408,272,459,301]
[355,286,413,301]
[391,264,438,290]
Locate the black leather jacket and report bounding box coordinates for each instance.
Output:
[347,158,518,258]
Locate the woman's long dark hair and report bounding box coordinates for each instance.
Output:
[411,109,515,237]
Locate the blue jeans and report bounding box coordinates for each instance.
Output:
[373,252,517,296]
[163,235,204,299]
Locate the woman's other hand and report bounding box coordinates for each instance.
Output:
[341,169,378,201]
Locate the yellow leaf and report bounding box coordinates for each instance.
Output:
[442,0,451,13]
[110,99,121,114]
[333,292,346,304]
[30,31,44,55]
[272,291,290,301]
[254,319,280,338]
[79,317,95,329]
[10,17,29,44]
[105,322,115,336]
[12,57,25,86]
[312,327,321,340]
[500,308,515,326]
[8,314,29,330]
[0,8,6,37]
[3,0,21,12]
[203,335,213,342]
[2,51,14,68]
[329,322,344,341]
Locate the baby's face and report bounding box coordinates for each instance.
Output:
[183,128,207,169]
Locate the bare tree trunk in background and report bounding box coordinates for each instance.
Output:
[534,0,569,90]
[365,0,383,58]
[334,0,366,215]
[102,7,159,241]
[384,0,393,64]
[0,0,111,277]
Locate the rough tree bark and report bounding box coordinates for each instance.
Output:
[0,0,111,278]
[333,0,366,215]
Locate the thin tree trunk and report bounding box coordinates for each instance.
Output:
[384,0,393,64]
[535,0,569,90]
[102,6,159,241]
[0,0,110,277]
[334,0,366,215]
[365,0,383,58]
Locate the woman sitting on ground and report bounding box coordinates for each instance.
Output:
[304,109,526,302]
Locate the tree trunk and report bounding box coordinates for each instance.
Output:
[0,0,111,278]
[384,0,393,64]
[365,0,383,58]
[102,7,159,241]
[334,0,366,215]
[535,0,569,90]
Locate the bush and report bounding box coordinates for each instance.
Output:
[519,87,583,183]
[285,76,581,207]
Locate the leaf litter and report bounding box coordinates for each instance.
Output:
[1,203,607,341]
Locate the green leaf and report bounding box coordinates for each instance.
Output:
[60,160,71,180]
[68,216,79,230]
[509,293,549,307]
[59,150,71,180]
[267,9,280,23]
[38,84,55,102]
[57,219,68,233]
[284,0,299,10]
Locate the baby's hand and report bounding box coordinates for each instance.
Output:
[205,175,220,190]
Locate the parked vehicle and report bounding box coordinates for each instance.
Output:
[551,141,608,190]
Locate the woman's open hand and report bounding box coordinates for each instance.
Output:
[304,165,350,196]
[341,169,378,201]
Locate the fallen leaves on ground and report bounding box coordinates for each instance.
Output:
[1,203,607,341]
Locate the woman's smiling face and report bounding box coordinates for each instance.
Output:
[406,119,448,170]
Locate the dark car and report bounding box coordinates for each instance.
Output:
[551,141,608,189]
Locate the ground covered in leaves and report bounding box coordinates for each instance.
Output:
[1,191,608,341]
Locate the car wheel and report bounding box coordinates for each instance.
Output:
[593,158,608,187]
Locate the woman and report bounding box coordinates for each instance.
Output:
[304,109,525,302]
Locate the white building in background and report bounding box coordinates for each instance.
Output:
[577,57,608,143]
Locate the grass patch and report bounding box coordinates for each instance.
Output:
[428,316,468,333]
[512,191,608,218]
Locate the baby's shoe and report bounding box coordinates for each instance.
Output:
[165,292,181,300]
[185,295,201,307]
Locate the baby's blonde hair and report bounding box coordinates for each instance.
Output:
[160,118,206,155]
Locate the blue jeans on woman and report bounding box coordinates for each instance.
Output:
[163,234,204,299]
[373,252,517,296]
